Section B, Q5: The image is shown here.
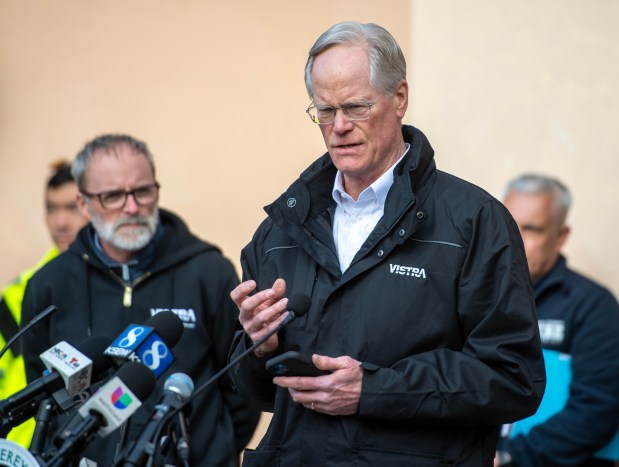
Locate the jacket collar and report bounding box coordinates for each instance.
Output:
[533,255,569,299]
[263,126,436,277]
[266,125,436,228]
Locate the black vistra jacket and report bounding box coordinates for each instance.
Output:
[230,125,545,466]
[22,208,260,467]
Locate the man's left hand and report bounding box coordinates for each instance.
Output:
[273,354,362,416]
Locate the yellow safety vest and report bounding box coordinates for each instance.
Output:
[0,246,59,447]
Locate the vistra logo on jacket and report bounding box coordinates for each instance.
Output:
[389,263,427,278]
[151,308,197,328]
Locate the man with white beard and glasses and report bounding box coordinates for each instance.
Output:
[21,134,260,466]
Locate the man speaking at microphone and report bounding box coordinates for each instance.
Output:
[21,134,260,466]
[229,22,545,466]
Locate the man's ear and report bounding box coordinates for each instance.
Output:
[76,192,90,219]
[557,224,571,249]
[395,79,408,119]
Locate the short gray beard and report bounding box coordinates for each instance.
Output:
[90,208,159,252]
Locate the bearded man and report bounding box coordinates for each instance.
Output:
[21,134,259,467]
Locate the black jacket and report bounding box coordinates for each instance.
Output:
[230,126,545,466]
[22,209,260,467]
[502,256,619,467]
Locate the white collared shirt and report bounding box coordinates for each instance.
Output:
[332,144,410,272]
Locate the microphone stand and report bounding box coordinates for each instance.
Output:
[120,309,302,467]
[113,416,133,465]
[29,397,55,456]
[173,409,190,467]
[46,413,103,467]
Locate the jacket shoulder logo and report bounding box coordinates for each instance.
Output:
[538,319,565,345]
[389,263,426,278]
[151,308,197,329]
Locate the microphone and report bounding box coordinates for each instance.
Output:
[116,373,194,467]
[0,335,112,436]
[46,361,156,467]
[0,305,58,360]
[145,293,312,465]
[104,311,184,378]
[191,292,311,396]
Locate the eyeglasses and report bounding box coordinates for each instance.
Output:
[306,101,375,125]
[82,182,160,210]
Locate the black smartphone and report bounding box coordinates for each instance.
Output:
[266,351,331,377]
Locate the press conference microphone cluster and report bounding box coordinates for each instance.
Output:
[1,310,183,433]
[48,311,185,457]
[131,293,312,467]
[46,362,156,467]
[0,334,112,438]
[0,308,184,466]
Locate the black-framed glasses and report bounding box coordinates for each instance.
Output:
[305,101,375,125]
[81,182,160,210]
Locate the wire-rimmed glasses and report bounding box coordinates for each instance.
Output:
[305,101,375,125]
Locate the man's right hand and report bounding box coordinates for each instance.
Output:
[230,278,288,358]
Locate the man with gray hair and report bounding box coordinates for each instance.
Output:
[497,174,619,467]
[228,22,545,466]
[21,134,260,466]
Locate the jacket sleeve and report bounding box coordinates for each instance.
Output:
[228,221,279,412]
[0,293,24,396]
[503,289,619,466]
[205,255,261,453]
[359,200,546,425]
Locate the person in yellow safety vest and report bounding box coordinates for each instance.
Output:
[0,160,89,447]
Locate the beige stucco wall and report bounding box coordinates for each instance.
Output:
[0,0,409,286]
[1,0,617,450]
[409,0,619,294]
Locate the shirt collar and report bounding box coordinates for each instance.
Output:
[332,143,410,207]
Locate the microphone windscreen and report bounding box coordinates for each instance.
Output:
[288,293,312,317]
[115,362,156,401]
[76,335,114,379]
[145,311,184,348]
[163,373,194,400]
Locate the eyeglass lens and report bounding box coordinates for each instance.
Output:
[100,184,159,209]
[308,102,372,124]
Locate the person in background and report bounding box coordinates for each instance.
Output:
[0,160,88,447]
[497,173,619,467]
[228,21,545,467]
[21,134,260,466]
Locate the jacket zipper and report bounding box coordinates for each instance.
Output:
[109,271,152,308]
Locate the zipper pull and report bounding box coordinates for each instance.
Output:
[123,286,132,307]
